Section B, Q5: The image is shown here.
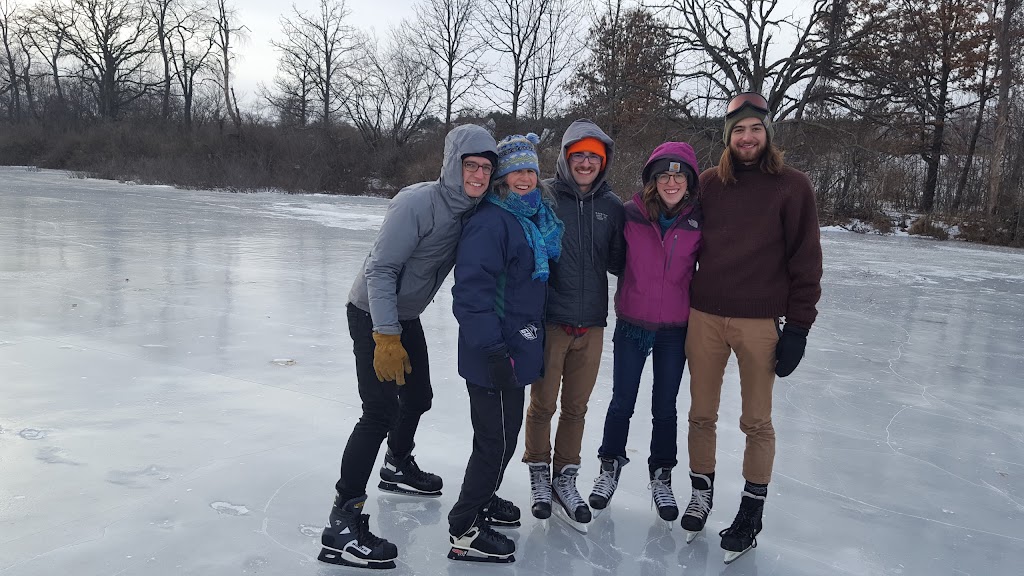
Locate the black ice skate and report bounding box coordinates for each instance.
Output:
[378,449,442,497]
[528,462,552,519]
[448,515,516,563]
[318,494,398,570]
[552,464,591,534]
[682,471,714,543]
[482,494,521,528]
[589,455,626,515]
[719,490,764,564]
[649,467,679,526]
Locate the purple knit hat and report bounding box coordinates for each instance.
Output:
[641,142,700,191]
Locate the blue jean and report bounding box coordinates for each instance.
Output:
[598,325,687,470]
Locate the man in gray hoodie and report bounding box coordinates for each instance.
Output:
[318,124,497,569]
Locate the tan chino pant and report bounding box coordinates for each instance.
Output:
[523,323,605,472]
[685,308,779,484]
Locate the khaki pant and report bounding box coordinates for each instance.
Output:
[685,309,779,484]
[523,324,605,471]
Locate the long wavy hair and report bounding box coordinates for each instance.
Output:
[641,178,694,221]
[715,143,786,186]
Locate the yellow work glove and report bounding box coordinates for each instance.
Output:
[372,332,412,385]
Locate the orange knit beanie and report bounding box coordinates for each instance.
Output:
[566,137,607,170]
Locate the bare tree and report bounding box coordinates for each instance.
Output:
[663,0,866,120]
[412,0,483,131]
[51,0,157,120]
[211,0,244,131]
[480,0,550,124]
[168,0,214,129]
[270,0,354,128]
[988,0,1022,217]
[263,37,315,126]
[1,0,25,121]
[344,29,439,149]
[525,0,576,121]
[22,0,69,107]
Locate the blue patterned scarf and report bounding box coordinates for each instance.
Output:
[485,188,564,281]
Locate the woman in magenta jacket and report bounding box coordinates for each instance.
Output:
[587,141,702,523]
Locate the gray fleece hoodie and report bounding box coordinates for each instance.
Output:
[348,124,498,334]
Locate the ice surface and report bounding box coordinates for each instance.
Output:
[1,167,1022,575]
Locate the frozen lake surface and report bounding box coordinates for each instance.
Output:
[2,167,1022,576]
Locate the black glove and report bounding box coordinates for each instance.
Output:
[775,323,809,377]
[486,350,519,390]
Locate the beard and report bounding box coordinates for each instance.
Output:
[730,141,767,165]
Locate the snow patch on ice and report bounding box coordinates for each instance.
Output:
[264,202,384,230]
[210,501,249,516]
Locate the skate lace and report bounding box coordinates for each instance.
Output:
[488,495,517,518]
[355,514,385,548]
[684,487,712,519]
[648,478,677,510]
[554,472,585,510]
[719,505,759,541]
[592,467,618,498]
[529,465,551,502]
[402,455,433,484]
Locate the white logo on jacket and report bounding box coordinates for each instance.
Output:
[519,323,539,340]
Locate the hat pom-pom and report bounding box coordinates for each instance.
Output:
[526,132,540,145]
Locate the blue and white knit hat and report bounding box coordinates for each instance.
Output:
[495,133,541,179]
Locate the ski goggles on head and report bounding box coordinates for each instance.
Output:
[726,92,770,117]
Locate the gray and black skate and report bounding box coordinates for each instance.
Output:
[649,467,679,526]
[682,471,714,543]
[528,462,552,519]
[378,449,442,497]
[589,455,626,515]
[318,494,398,570]
[552,464,591,533]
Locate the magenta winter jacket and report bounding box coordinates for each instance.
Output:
[613,193,702,329]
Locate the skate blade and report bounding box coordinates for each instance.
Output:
[664,519,674,531]
[489,519,522,529]
[723,546,753,564]
[592,507,605,519]
[378,480,441,498]
[685,529,702,543]
[318,548,396,570]
[553,504,589,534]
[448,547,515,563]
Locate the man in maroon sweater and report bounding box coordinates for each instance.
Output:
[679,92,823,563]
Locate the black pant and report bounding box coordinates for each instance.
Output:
[448,382,525,536]
[335,303,433,502]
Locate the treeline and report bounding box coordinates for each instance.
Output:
[1,0,1022,245]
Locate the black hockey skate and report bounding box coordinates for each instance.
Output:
[681,471,714,543]
[552,464,591,533]
[448,515,516,563]
[378,449,442,497]
[482,494,521,528]
[589,455,626,514]
[318,494,398,569]
[719,491,764,564]
[528,462,552,519]
[649,467,679,524]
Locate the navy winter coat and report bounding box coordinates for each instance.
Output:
[453,201,548,388]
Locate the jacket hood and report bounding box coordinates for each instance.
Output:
[439,124,498,214]
[555,119,615,199]
[642,141,700,192]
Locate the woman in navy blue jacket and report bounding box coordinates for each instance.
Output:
[447,133,564,564]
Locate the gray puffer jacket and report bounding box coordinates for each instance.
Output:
[348,124,498,334]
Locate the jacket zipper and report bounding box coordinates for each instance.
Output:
[577,198,585,327]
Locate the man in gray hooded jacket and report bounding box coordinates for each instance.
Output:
[318,124,497,569]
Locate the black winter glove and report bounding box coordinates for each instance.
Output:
[487,350,519,390]
[775,323,809,378]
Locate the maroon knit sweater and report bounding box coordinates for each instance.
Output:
[691,162,823,329]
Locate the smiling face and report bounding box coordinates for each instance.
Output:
[728,117,768,165]
[568,152,601,193]
[655,173,688,209]
[461,155,493,198]
[506,168,538,196]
